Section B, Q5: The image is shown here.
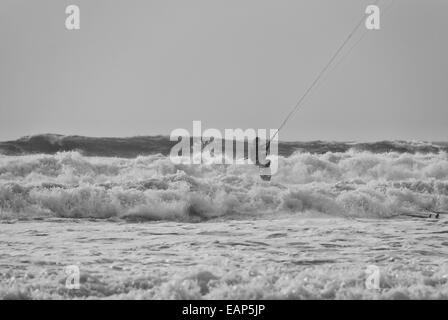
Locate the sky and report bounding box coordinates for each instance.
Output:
[0,0,447,141]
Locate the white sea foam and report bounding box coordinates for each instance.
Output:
[1,150,447,220]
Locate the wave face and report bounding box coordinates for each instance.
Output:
[1,134,447,157]
[1,136,448,221]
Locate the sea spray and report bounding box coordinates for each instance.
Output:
[1,147,448,220]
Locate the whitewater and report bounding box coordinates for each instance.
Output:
[0,136,447,299]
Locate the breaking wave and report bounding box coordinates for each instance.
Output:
[1,138,448,221]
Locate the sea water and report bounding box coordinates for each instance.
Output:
[0,136,447,299]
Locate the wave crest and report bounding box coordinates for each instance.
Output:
[1,149,447,220]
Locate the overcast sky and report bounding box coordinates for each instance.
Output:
[0,0,447,141]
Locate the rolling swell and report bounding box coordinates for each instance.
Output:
[0,134,447,157]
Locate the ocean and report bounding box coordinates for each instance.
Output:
[0,134,447,299]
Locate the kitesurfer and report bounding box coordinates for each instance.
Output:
[255,136,272,181]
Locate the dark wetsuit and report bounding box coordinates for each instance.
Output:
[255,137,271,181]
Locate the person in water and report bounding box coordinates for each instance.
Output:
[254,136,272,181]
